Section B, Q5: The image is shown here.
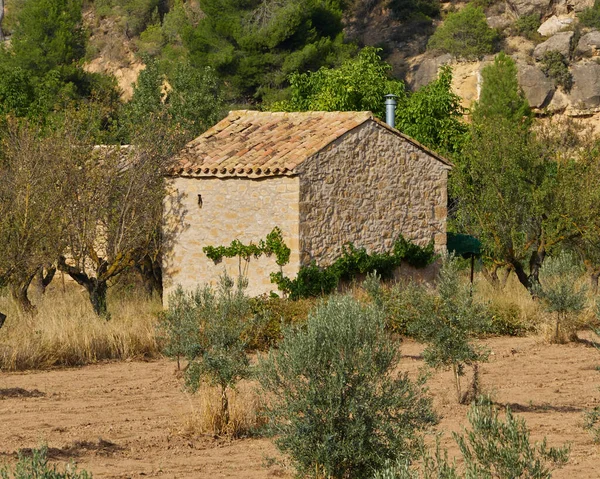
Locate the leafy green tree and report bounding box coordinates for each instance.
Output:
[472,53,531,126]
[0,0,119,120]
[273,47,466,155]
[427,4,499,59]
[408,257,490,403]
[535,252,587,343]
[182,0,354,101]
[451,53,568,293]
[162,275,251,432]
[258,295,436,478]
[396,65,467,155]
[124,57,222,139]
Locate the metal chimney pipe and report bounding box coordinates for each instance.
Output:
[384,94,397,128]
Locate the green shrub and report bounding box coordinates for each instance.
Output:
[408,257,491,403]
[454,397,570,478]
[245,295,315,350]
[389,0,440,22]
[427,5,500,59]
[584,405,600,444]
[579,1,600,29]
[487,302,529,336]
[257,295,436,479]
[373,397,569,478]
[514,14,542,41]
[535,251,587,343]
[159,275,251,432]
[540,51,573,92]
[0,446,91,479]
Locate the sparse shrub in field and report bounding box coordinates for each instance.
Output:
[487,301,529,336]
[427,5,500,59]
[182,382,265,438]
[514,14,542,41]
[535,251,587,343]
[540,51,573,92]
[258,295,436,479]
[454,396,570,478]
[584,404,600,444]
[408,257,491,403]
[245,295,314,350]
[160,275,251,433]
[0,446,91,478]
[373,397,569,478]
[365,274,435,336]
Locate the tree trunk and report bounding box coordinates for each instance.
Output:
[591,271,600,295]
[10,270,38,314]
[87,279,108,317]
[0,0,5,42]
[510,247,546,297]
[481,263,501,289]
[135,255,162,299]
[0,311,6,329]
[10,282,36,314]
[31,265,56,297]
[58,257,109,318]
[452,364,462,404]
[221,385,230,428]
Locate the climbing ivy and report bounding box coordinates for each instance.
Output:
[203,227,291,266]
[204,229,436,300]
[272,236,436,300]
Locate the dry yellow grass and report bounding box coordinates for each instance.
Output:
[0,284,162,371]
[179,381,266,438]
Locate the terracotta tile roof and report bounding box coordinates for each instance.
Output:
[169,110,451,178]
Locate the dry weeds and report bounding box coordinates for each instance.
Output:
[179,381,266,438]
[0,284,161,371]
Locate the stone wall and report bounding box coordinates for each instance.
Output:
[296,121,449,267]
[162,176,300,300]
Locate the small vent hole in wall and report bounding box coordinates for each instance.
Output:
[198,194,203,208]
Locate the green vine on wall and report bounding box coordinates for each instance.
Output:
[203,227,291,266]
[272,235,436,300]
[203,229,436,300]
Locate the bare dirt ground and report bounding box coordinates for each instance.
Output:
[1,334,599,478]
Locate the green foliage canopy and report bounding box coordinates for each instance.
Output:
[427,5,499,59]
[258,295,436,478]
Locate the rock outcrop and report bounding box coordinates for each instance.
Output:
[517,64,555,108]
[576,31,600,57]
[533,31,574,60]
[569,63,600,111]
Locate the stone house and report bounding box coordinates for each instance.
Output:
[162,110,451,298]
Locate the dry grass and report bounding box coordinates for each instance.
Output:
[0,284,162,371]
[474,272,599,342]
[179,381,266,438]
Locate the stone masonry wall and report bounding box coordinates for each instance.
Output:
[162,176,300,300]
[296,121,449,267]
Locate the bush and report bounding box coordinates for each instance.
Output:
[408,257,491,403]
[579,1,600,29]
[389,0,440,22]
[514,14,542,41]
[584,405,600,444]
[540,51,572,92]
[454,397,570,478]
[0,446,91,478]
[535,251,587,343]
[257,295,436,478]
[159,275,251,433]
[487,302,529,336]
[427,5,500,59]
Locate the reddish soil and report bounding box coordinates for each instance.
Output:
[1,334,600,478]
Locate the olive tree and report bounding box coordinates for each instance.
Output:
[258,295,436,478]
